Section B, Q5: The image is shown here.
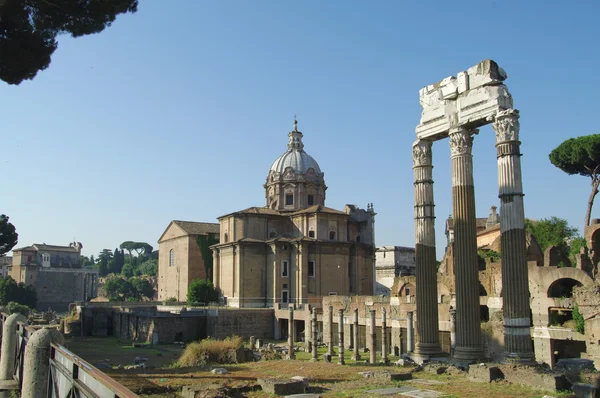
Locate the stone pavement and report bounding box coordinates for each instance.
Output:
[365,383,448,397]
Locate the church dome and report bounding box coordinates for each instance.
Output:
[270,148,322,175]
[269,119,322,176]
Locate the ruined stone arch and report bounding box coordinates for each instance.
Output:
[545,268,593,298]
[397,282,416,297]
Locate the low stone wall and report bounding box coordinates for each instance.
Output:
[208,309,274,340]
[82,306,274,343]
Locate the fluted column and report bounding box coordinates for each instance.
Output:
[327,306,334,356]
[413,139,442,357]
[407,311,414,353]
[369,310,376,364]
[352,308,361,361]
[287,306,295,360]
[450,127,483,362]
[338,310,345,365]
[491,109,534,363]
[381,308,389,365]
[311,308,318,362]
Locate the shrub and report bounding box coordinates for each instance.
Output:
[177,336,243,367]
[6,301,30,316]
[187,279,218,304]
[165,297,177,303]
[573,304,585,333]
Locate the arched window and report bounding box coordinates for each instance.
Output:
[224,233,229,243]
[269,231,276,238]
[308,230,315,238]
[169,249,175,267]
[356,235,361,242]
[329,231,336,240]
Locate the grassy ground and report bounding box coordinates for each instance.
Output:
[66,337,575,398]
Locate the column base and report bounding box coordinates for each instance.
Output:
[286,355,296,360]
[338,360,345,365]
[310,358,318,362]
[380,358,390,365]
[415,342,444,357]
[351,355,361,361]
[453,346,484,363]
[503,352,536,365]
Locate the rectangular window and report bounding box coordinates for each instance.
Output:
[282,260,289,277]
[308,261,315,278]
[282,290,289,304]
[307,195,314,205]
[286,194,293,206]
[308,230,315,238]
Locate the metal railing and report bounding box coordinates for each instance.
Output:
[13,321,35,386]
[48,343,138,398]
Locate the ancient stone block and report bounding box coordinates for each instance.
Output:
[555,359,595,374]
[572,383,596,398]
[468,364,503,382]
[258,378,305,395]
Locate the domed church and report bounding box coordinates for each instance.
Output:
[212,120,376,308]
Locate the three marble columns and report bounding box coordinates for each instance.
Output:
[412,108,533,363]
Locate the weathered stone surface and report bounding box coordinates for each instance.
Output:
[555,358,595,373]
[358,371,412,381]
[499,365,571,392]
[290,376,309,389]
[468,364,503,382]
[365,387,417,395]
[416,60,512,140]
[423,363,448,375]
[258,378,305,395]
[401,390,447,398]
[572,383,596,398]
[211,368,228,375]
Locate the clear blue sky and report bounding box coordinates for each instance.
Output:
[2,0,599,260]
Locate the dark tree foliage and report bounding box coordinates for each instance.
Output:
[109,247,124,274]
[549,134,600,227]
[0,214,18,257]
[0,276,36,308]
[196,234,219,280]
[0,0,138,85]
[187,279,218,305]
[103,275,154,301]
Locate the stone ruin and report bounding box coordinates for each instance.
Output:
[413,59,532,363]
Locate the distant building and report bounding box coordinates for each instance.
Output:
[445,206,501,249]
[211,120,375,308]
[9,242,98,311]
[157,220,220,301]
[375,246,415,295]
[0,256,11,277]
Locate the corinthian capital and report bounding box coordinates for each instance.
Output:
[412,139,433,167]
[449,128,476,157]
[491,108,520,143]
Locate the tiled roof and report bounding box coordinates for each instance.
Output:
[33,244,80,253]
[238,207,282,216]
[446,217,488,230]
[291,205,347,216]
[12,246,34,252]
[172,221,220,235]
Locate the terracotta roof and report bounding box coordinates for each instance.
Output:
[291,205,348,216]
[446,217,488,230]
[33,244,80,253]
[12,246,35,252]
[238,207,282,216]
[172,221,220,235]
